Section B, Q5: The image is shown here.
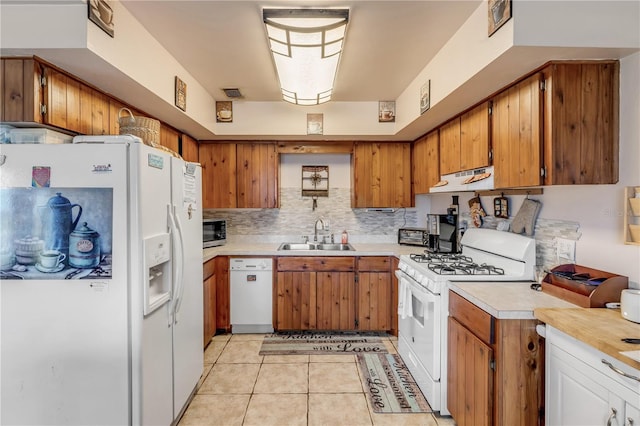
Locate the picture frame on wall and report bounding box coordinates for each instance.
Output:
[307,113,323,135]
[175,76,187,111]
[420,80,431,115]
[216,101,233,122]
[378,101,396,122]
[488,0,512,36]
[88,0,114,38]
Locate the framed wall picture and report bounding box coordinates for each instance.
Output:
[420,80,431,115]
[378,101,395,122]
[88,0,114,37]
[488,0,512,36]
[307,113,323,135]
[216,101,233,122]
[175,76,187,111]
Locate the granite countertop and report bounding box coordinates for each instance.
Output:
[535,307,640,371]
[448,282,578,320]
[203,242,421,263]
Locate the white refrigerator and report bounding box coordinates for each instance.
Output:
[0,135,203,425]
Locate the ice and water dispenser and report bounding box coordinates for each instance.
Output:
[143,233,172,315]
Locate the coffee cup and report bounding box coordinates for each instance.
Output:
[40,250,66,269]
[0,250,13,267]
[381,110,393,120]
[218,110,231,120]
[97,0,113,25]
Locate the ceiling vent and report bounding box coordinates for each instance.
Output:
[222,88,243,98]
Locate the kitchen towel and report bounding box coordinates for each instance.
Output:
[511,198,542,236]
[397,277,413,319]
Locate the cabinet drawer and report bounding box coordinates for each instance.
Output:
[357,256,390,272]
[449,290,494,345]
[203,258,216,280]
[277,256,355,272]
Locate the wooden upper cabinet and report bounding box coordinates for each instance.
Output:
[492,73,543,189]
[44,66,76,130]
[352,142,412,208]
[199,143,237,208]
[439,118,461,175]
[199,142,278,209]
[439,102,490,175]
[542,61,619,185]
[236,143,278,208]
[412,130,440,194]
[460,102,490,171]
[159,125,180,153]
[43,66,109,135]
[0,58,42,123]
[492,61,619,188]
[181,133,199,163]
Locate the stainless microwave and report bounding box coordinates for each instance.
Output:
[203,219,227,248]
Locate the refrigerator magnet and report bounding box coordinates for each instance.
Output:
[32,166,51,187]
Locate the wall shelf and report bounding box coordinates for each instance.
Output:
[624,186,640,245]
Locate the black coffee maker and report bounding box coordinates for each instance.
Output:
[426,196,460,253]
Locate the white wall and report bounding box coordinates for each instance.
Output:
[280,154,351,189]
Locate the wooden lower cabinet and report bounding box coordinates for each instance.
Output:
[448,317,493,426]
[275,256,394,332]
[356,256,392,331]
[316,271,356,330]
[275,271,317,330]
[447,291,544,426]
[203,256,230,346]
[276,257,355,331]
[203,259,217,348]
[214,256,230,333]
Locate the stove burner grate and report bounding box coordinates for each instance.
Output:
[425,260,506,276]
[409,253,473,264]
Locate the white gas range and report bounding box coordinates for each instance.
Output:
[395,228,536,416]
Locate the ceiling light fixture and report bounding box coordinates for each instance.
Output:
[263,8,349,106]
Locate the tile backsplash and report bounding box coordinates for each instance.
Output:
[458,212,581,274]
[203,187,418,243]
[205,187,581,272]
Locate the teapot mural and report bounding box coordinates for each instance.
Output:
[42,192,82,264]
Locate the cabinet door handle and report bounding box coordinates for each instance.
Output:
[627,417,634,426]
[606,407,617,426]
[601,359,640,382]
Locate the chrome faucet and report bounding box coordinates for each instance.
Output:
[313,218,326,242]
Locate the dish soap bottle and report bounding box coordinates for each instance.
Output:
[341,230,349,244]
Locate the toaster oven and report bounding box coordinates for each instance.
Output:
[397,228,429,247]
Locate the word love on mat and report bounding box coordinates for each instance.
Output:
[357,353,432,414]
[258,332,389,355]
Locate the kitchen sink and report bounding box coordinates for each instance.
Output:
[277,242,355,251]
[316,243,355,251]
[278,243,318,250]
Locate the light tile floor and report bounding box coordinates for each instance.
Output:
[179,333,457,426]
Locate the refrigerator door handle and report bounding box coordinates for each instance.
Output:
[172,204,186,323]
[168,204,185,324]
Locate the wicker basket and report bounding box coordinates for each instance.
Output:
[118,108,160,147]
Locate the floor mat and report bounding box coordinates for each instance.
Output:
[357,353,433,413]
[258,331,389,355]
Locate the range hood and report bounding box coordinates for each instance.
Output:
[429,166,495,193]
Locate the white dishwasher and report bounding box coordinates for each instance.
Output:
[230,258,274,333]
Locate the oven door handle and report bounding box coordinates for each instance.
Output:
[395,270,438,303]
